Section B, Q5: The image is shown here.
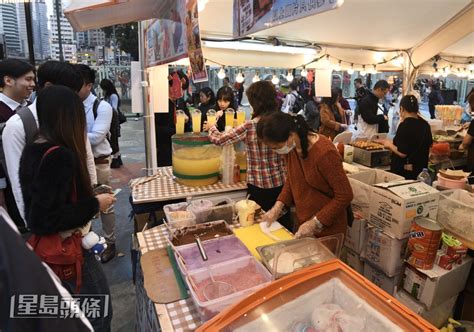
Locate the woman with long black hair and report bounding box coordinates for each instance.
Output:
[100,78,123,168]
[257,112,352,238]
[20,85,115,331]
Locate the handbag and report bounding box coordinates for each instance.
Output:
[117,108,127,124]
[27,146,84,293]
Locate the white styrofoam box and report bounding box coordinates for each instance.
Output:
[235,278,403,332]
[395,291,457,328]
[348,169,404,220]
[402,257,472,309]
[362,225,408,277]
[344,218,367,254]
[363,262,401,296]
[341,246,364,275]
[369,181,440,239]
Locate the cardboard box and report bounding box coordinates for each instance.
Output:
[369,181,440,239]
[394,290,457,328]
[341,246,364,275]
[348,169,404,220]
[402,257,472,309]
[344,218,367,254]
[363,262,401,295]
[362,225,408,277]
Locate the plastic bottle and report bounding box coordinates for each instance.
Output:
[417,168,432,186]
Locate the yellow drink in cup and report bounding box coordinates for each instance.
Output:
[225,109,235,128]
[207,109,217,126]
[192,110,202,133]
[236,109,246,126]
[175,110,185,134]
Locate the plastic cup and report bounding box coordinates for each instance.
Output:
[207,109,217,126]
[192,110,202,133]
[225,109,235,128]
[236,109,246,126]
[176,110,185,134]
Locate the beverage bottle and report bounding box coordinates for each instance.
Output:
[417,168,432,186]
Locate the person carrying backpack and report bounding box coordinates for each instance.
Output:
[75,64,117,263]
[281,80,304,113]
[0,59,35,230]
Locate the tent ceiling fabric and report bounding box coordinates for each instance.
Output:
[442,32,474,56]
[200,0,471,50]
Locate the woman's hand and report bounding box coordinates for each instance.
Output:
[216,110,224,119]
[96,193,116,213]
[261,201,285,227]
[295,218,322,238]
[203,121,212,132]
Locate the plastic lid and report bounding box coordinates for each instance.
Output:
[271,235,342,278]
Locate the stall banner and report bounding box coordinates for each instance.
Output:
[186,0,208,83]
[233,0,344,38]
[144,0,187,67]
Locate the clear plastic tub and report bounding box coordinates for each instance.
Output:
[438,189,474,248]
[163,202,196,229]
[188,196,235,224]
[187,256,272,322]
[175,235,252,276]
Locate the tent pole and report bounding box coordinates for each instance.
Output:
[138,21,157,176]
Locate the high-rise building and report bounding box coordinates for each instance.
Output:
[16,3,28,57]
[32,0,50,60]
[50,0,76,62]
[76,29,106,48]
[0,4,21,57]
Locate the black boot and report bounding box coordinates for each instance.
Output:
[111,158,121,169]
[118,155,123,166]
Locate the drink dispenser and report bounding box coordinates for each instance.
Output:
[172,133,222,187]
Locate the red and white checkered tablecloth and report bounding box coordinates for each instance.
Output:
[130,167,247,204]
[139,226,203,331]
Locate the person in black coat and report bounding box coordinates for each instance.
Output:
[428,83,444,119]
[198,87,216,128]
[357,80,390,136]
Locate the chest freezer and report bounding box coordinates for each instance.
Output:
[197,260,436,331]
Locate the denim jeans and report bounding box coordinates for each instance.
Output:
[63,251,113,332]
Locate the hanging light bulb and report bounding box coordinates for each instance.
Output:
[236,71,244,83]
[252,72,260,83]
[360,65,367,76]
[441,68,448,77]
[333,60,342,71]
[469,62,474,71]
[433,70,441,78]
[369,65,377,74]
[301,67,308,78]
[347,64,355,75]
[319,55,330,69]
[271,74,280,85]
[444,66,451,74]
[286,70,294,82]
[469,71,474,80]
[217,67,226,79]
[461,69,469,78]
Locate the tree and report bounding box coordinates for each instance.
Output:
[102,23,139,61]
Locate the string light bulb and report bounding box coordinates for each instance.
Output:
[469,62,474,71]
[252,73,260,83]
[286,70,294,82]
[301,67,308,78]
[347,64,354,75]
[369,65,377,74]
[445,66,451,74]
[433,70,440,78]
[320,55,331,69]
[271,74,280,85]
[236,71,244,83]
[441,68,448,77]
[360,65,367,76]
[333,60,342,71]
[217,67,226,79]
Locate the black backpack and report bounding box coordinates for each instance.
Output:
[291,92,305,114]
[92,99,120,155]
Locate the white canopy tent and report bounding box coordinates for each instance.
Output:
[64,0,474,173]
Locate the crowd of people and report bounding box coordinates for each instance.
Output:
[0,59,126,331]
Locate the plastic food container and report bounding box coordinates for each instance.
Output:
[188,196,235,224]
[437,173,467,189]
[438,189,474,248]
[175,235,252,276]
[187,256,272,322]
[170,220,234,247]
[257,236,341,279]
[163,202,196,229]
[172,133,222,187]
[197,260,437,331]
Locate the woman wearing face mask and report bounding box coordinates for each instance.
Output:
[206,81,290,229]
[198,87,216,128]
[377,95,433,180]
[257,112,353,238]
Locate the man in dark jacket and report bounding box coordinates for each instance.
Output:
[355,80,390,139]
